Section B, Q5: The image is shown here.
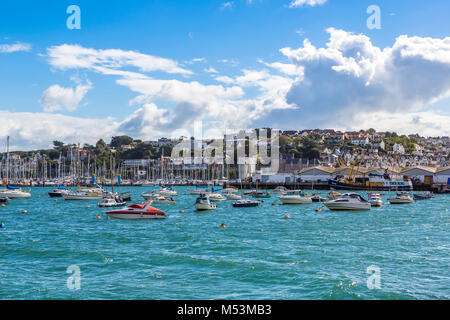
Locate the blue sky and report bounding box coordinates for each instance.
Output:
[1,0,450,150]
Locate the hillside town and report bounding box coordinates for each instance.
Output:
[1,129,449,190]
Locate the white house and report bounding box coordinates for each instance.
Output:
[393,143,405,154]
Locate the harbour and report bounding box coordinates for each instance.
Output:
[0,185,448,299]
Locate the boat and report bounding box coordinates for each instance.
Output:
[105,201,166,220]
[389,192,414,204]
[329,174,413,191]
[0,185,31,199]
[98,196,127,208]
[0,197,8,204]
[225,193,242,200]
[367,193,383,207]
[195,195,217,211]
[273,186,288,194]
[63,187,103,200]
[250,191,271,198]
[188,185,212,195]
[221,187,238,194]
[232,199,260,208]
[309,194,327,202]
[48,186,71,198]
[413,193,433,200]
[141,191,160,200]
[151,195,176,205]
[324,193,371,211]
[327,190,343,200]
[208,193,227,202]
[159,187,178,196]
[279,191,312,205]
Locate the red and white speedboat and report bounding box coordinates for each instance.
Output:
[105,201,166,220]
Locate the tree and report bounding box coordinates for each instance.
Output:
[95,139,107,155]
[110,136,134,148]
[53,140,64,150]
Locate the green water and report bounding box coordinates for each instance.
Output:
[0,187,448,299]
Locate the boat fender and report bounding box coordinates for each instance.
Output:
[285,215,291,219]
[22,210,28,214]
[0,223,4,228]
[179,210,184,213]
[220,224,227,228]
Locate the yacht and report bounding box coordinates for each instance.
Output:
[159,187,178,196]
[367,193,383,207]
[195,195,217,211]
[151,195,176,205]
[221,187,238,194]
[389,192,414,204]
[141,190,160,200]
[48,186,71,198]
[273,186,288,194]
[279,192,312,205]
[209,193,227,202]
[232,199,260,208]
[225,193,242,200]
[324,193,371,211]
[0,185,31,199]
[98,196,127,208]
[0,197,8,204]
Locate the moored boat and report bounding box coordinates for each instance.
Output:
[48,186,70,198]
[278,192,312,205]
[413,193,433,200]
[232,199,260,208]
[209,193,227,202]
[195,195,217,211]
[106,201,166,220]
[324,193,371,211]
[0,185,31,199]
[367,193,383,207]
[389,192,414,204]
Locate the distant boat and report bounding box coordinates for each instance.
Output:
[389,192,414,204]
[232,199,260,208]
[367,193,383,207]
[98,197,127,208]
[413,193,433,200]
[279,191,312,205]
[209,193,227,202]
[0,197,8,204]
[48,186,70,198]
[324,193,371,211]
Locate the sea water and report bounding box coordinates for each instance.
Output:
[0,187,448,299]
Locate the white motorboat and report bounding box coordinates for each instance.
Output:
[221,187,238,194]
[188,186,211,195]
[389,192,414,204]
[0,186,31,199]
[151,195,176,205]
[209,193,227,202]
[368,193,383,207]
[225,193,242,200]
[141,191,160,200]
[279,194,312,205]
[324,193,371,211]
[327,190,343,200]
[195,195,217,211]
[63,190,103,200]
[48,186,71,198]
[106,201,166,220]
[273,186,288,194]
[159,187,178,196]
[98,197,127,208]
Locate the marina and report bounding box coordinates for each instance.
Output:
[0,185,448,299]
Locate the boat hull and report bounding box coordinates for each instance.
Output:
[279,197,312,205]
[0,191,31,199]
[329,179,413,191]
[106,212,166,220]
[324,202,371,211]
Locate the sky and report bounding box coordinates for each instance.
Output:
[1,0,450,150]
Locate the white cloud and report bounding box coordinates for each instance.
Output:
[267,28,450,132]
[204,67,219,73]
[0,42,31,53]
[39,81,92,112]
[221,2,234,10]
[289,0,327,8]
[0,111,118,150]
[46,44,192,75]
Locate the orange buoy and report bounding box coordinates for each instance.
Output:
[96,215,101,219]
[272,203,276,206]
[22,210,28,214]
[284,214,290,219]
[179,209,184,213]
[1,204,5,207]
[220,224,227,228]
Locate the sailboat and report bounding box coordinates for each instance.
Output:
[0,137,31,199]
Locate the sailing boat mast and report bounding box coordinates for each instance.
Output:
[6,136,10,185]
